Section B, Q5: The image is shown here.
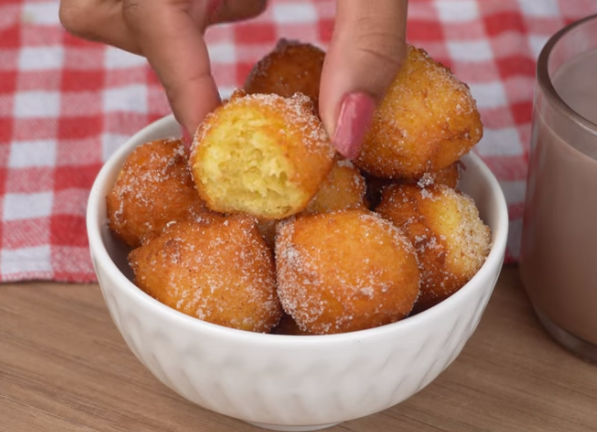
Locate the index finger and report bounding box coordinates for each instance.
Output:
[123,0,221,135]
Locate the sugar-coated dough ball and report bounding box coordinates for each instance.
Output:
[276,210,420,334]
[356,45,483,179]
[129,215,283,333]
[244,39,325,115]
[376,183,491,312]
[106,138,207,248]
[190,90,335,220]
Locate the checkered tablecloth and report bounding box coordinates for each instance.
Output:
[0,0,594,282]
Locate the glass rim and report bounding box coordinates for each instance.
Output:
[537,13,597,134]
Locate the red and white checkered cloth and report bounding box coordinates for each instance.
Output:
[0,0,595,282]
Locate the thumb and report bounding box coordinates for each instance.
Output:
[320,0,408,159]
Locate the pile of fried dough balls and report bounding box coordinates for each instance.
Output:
[106,39,491,335]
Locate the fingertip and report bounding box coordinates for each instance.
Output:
[169,74,221,138]
[181,125,193,149]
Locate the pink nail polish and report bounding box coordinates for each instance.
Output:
[332,92,376,160]
[181,127,193,150]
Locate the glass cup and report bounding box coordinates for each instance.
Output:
[520,15,597,362]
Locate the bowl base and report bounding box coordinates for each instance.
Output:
[246,421,340,431]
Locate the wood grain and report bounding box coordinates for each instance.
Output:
[1,266,596,432]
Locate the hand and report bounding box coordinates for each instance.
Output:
[319,0,408,159]
[59,0,267,138]
[60,0,407,159]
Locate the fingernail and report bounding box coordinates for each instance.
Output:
[181,127,193,150]
[332,92,376,160]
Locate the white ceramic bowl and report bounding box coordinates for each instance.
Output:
[87,115,509,431]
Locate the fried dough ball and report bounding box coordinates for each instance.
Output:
[244,39,325,115]
[276,210,420,335]
[356,45,483,179]
[106,138,207,248]
[271,314,313,336]
[129,215,283,333]
[190,90,335,220]
[376,184,491,312]
[304,158,367,214]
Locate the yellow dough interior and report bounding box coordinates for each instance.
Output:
[198,112,305,218]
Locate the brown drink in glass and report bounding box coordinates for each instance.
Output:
[520,14,597,361]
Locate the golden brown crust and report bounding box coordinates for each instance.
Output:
[356,45,483,179]
[304,158,367,214]
[190,90,335,220]
[129,215,283,333]
[275,210,420,334]
[375,183,490,312]
[436,161,462,188]
[244,39,325,115]
[106,139,207,248]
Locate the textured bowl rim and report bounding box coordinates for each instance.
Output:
[87,114,509,346]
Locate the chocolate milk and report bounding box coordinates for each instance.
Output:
[520,48,597,346]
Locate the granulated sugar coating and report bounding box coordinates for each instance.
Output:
[415,161,461,189]
[244,39,325,116]
[190,90,335,220]
[275,209,420,335]
[356,45,483,179]
[128,214,282,333]
[376,183,491,312]
[106,139,207,248]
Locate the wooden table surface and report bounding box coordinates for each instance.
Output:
[1,265,596,432]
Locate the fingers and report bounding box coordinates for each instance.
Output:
[60,0,266,138]
[123,0,221,136]
[319,0,408,159]
[59,0,142,54]
[59,0,267,53]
